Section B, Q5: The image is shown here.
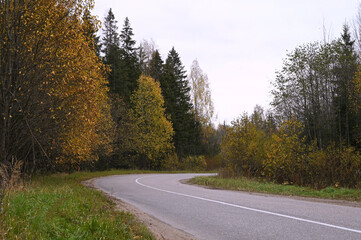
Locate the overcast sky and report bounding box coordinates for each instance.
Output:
[92,0,360,124]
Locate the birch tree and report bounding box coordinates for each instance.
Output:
[189,59,215,127]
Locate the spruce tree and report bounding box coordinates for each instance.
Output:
[161,47,202,158]
[101,8,121,93]
[102,9,119,57]
[148,50,164,81]
[120,17,136,55]
[333,24,358,146]
[118,17,141,103]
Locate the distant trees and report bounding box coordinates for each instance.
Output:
[333,25,358,146]
[271,24,359,149]
[219,22,361,188]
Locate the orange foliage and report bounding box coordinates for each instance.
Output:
[0,0,112,168]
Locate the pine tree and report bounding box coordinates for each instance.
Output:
[118,17,141,103]
[161,47,202,158]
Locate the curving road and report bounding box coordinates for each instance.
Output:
[95,174,361,240]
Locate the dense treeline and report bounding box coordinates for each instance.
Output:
[96,8,219,170]
[221,110,361,188]
[0,1,218,179]
[221,23,361,188]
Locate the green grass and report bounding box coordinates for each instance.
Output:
[189,176,361,201]
[0,170,156,240]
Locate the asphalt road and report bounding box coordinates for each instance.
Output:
[95,174,361,240]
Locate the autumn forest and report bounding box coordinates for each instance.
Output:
[1,0,361,189]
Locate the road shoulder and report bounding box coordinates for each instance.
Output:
[83,178,198,240]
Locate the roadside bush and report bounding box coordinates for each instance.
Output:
[221,114,265,177]
[218,164,236,178]
[219,114,361,189]
[263,118,308,184]
[205,154,222,170]
[163,153,180,170]
[329,146,361,188]
[307,145,361,188]
[180,156,207,171]
[307,145,328,188]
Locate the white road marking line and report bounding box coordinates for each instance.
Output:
[135,176,361,234]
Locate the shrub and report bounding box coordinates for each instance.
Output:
[205,154,222,170]
[163,153,180,170]
[262,118,309,184]
[219,115,361,189]
[218,164,236,178]
[221,115,265,177]
[181,156,207,171]
[307,145,328,188]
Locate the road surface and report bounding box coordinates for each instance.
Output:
[95,174,361,240]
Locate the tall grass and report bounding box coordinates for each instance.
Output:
[0,170,155,239]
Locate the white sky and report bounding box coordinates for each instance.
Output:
[92,0,360,124]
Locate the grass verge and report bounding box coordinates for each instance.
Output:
[0,170,155,240]
[189,176,361,201]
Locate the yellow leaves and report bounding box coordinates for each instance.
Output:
[130,75,175,168]
[262,117,308,182]
[0,0,111,170]
[221,114,265,176]
[12,0,111,167]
